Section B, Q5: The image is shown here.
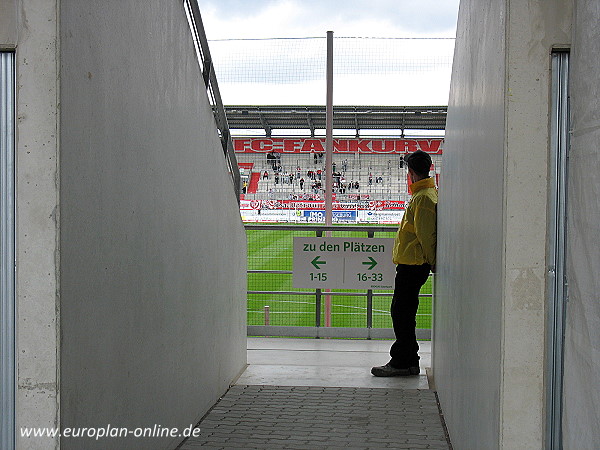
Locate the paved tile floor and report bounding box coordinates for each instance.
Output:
[178,338,451,449]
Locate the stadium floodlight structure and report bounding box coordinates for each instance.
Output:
[222,105,447,137]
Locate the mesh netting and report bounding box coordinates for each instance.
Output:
[209,37,454,105]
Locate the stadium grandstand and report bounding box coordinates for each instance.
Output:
[227,105,446,223]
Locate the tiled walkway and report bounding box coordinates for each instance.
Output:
[178,338,451,449]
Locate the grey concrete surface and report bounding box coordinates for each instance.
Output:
[435,0,572,448]
[57,1,246,449]
[177,338,450,449]
[239,338,430,389]
[563,1,600,447]
[6,2,62,448]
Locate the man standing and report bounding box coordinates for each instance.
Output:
[372,150,437,377]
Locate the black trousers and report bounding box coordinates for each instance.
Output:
[389,263,431,368]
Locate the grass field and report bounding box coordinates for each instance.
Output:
[246,226,432,330]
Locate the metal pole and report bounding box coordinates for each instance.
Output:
[366,290,373,329]
[315,289,322,328]
[325,31,333,226]
[324,31,334,327]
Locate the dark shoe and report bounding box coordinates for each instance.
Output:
[371,363,420,377]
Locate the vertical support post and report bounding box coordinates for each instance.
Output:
[324,32,334,326]
[324,293,332,328]
[315,289,322,328]
[315,229,323,331]
[366,290,373,329]
[263,306,270,326]
[366,229,375,337]
[430,272,435,373]
[325,31,333,226]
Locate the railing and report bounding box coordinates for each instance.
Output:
[245,224,432,339]
[184,0,241,202]
[241,192,412,203]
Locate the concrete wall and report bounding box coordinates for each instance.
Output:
[435,0,571,448]
[57,1,247,449]
[501,3,571,448]
[433,0,506,446]
[3,1,247,446]
[0,0,17,46]
[3,1,247,447]
[0,0,62,448]
[562,1,600,448]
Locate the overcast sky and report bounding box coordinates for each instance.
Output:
[196,0,460,106]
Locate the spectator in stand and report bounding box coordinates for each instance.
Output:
[242,181,247,194]
[267,151,277,171]
[314,153,318,164]
[275,173,279,185]
[317,169,322,180]
[300,178,305,190]
[263,171,268,180]
[354,181,360,191]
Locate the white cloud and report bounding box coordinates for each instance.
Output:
[198,0,459,38]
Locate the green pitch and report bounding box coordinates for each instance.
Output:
[246,226,432,330]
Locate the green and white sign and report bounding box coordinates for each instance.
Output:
[293,237,396,289]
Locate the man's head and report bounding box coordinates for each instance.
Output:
[405,150,432,180]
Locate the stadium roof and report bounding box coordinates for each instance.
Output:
[223,105,447,137]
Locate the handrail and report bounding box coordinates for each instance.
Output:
[184,0,241,203]
[245,224,433,339]
[244,223,398,233]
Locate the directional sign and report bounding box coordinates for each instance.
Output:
[311,256,326,270]
[362,256,378,270]
[293,237,396,289]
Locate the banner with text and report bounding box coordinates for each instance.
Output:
[233,137,443,154]
[240,199,406,211]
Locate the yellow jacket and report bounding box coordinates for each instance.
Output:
[392,177,437,266]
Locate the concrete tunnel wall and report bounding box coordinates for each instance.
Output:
[1,0,61,448]
[433,0,505,446]
[59,1,247,449]
[562,0,600,447]
[435,0,572,448]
